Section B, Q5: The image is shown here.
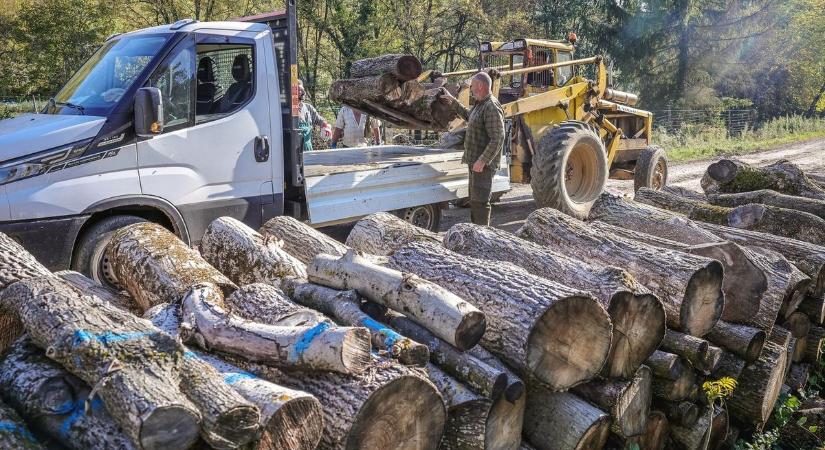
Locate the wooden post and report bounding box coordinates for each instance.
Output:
[346,212,441,256]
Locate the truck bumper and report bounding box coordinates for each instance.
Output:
[0,215,89,271]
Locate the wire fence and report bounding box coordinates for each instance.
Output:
[652,109,759,135]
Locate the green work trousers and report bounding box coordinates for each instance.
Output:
[468,166,494,226]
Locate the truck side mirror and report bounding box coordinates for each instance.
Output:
[134,87,164,137]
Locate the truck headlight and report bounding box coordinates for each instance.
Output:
[0,139,90,186]
[0,163,46,185]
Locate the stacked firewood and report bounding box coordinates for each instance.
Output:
[329,54,461,130]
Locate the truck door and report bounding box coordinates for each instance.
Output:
[136,31,276,242]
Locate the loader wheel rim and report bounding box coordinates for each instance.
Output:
[653,159,667,189]
[565,141,603,203]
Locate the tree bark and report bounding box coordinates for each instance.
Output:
[308,250,486,351]
[786,363,810,391]
[661,329,721,374]
[362,303,508,400]
[144,303,326,450]
[0,232,54,355]
[519,207,724,337]
[247,359,447,450]
[633,187,733,225]
[485,392,526,450]
[783,311,812,338]
[621,411,669,450]
[427,364,492,450]
[444,222,665,379]
[0,276,202,450]
[0,337,138,450]
[668,405,713,450]
[797,296,825,325]
[179,282,371,374]
[805,326,825,363]
[701,159,825,200]
[260,216,349,265]
[329,74,402,105]
[524,385,610,450]
[346,212,440,256]
[108,222,237,311]
[709,189,825,221]
[663,185,707,201]
[282,280,429,366]
[571,366,652,437]
[388,241,613,391]
[705,321,766,363]
[646,350,685,380]
[200,216,307,286]
[0,397,44,450]
[652,364,696,402]
[657,400,699,427]
[225,282,326,327]
[56,269,142,315]
[350,54,423,80]
[466,345,526,404]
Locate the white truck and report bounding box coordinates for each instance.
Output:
[0,4,508,286]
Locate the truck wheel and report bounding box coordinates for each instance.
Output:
[530,121,608,220]
[72,215,146,288]
[634,145,668,191]
[395,203,442,232]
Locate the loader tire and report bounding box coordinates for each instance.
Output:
[530,121,608,220]
[634,145,668,191]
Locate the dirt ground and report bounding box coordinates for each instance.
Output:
[439,137,825,234]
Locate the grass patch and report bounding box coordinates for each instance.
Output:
[659,116,825,162]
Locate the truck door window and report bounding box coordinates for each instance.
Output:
[195,44,255,123]
[148,39,195,132]
[557,51,573,86]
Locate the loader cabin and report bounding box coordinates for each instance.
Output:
[477,37,654,184]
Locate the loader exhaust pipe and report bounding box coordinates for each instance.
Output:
[604,89,639,106]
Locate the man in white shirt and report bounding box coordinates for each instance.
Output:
[331,105,382,148]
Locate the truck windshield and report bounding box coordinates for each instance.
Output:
[49,34,170,116]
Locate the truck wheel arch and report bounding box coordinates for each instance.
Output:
[80,195,190,245]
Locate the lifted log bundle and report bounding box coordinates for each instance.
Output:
[282,279,430,366]
[444,222,665,379]
[0,232,54,354]
[709,189,825,220]
[571,366,652,437]
[519,207,724,337]
[660,329,722,374]
[388,241,613,391]
[350,54,423,80]
[635,187,825,245]
[200,216,307,286]
[523,385,610,450]
[0,276,204,450]
[0,397,43,450]
[260,216,349,265]
[249,360,447,450]
[308,250,486,351]
[705,321,766,363]
[701,158,825,199]
[346,212,440,256]
[180,282,371,374]
[0,337,137,450]
[108,222,237,309]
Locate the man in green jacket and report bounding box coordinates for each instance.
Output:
[440,72,505,225]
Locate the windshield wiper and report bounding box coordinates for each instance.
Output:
[48,98,85,115]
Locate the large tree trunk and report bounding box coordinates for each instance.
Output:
[0,397,44,450]
[308,250,486,351]
[179,282,371,374]
[144,303,326,450]
[346,212,441,256]
[0,276,202,450]
[705,321,766,363]
[259,216,349,265]
[444,222,665,379]
[519,207,724,337]
[636,188,825,246]
[660,329,721,374]
[590,193,792,331]
[0,232,54,354]
[523,386,610,450]
[0,337,138,450]
[362,304,509,400]
[56,269,142,315]
[108,222,237,310]
[571,366,652,437]
[388,241,613,391]
[247,360,447,450]
[329,74,402,105]
[709,189,825,221]
[282,280,429,366]
[427,364,492,450]
[200,216,307,286]
[701,159,825,199]
[350,54,423,80]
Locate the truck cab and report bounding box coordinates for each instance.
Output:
[0,5,508,285]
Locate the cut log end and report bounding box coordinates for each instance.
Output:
[606,291,666,379]
[339,328,374,374]
[682,260,725,336]
[505,379,526,404]
[345,375,446,450]
[140,405,202,450]
[707,159,739,184]
[260,396,325,450]
[455,311,487,351]
[528,295,613,390]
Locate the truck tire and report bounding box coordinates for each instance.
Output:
[530,121,608,220]
[395,203,442,232]
[72,215,147,288]
[634,145,668,192]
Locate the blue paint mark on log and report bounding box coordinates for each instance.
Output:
[224,372,257,385]
[360,318,402,353]
[0,421,36,442]
[291,322,331,362]
[72,330,155,347]
[59,401,86,439]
